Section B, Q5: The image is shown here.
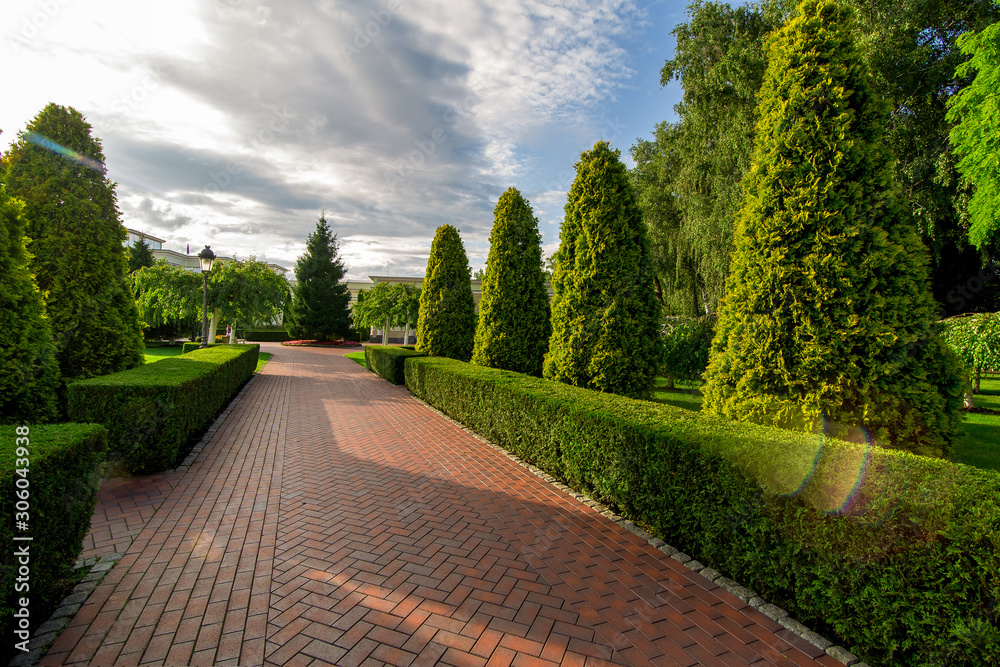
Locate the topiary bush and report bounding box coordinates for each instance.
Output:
[364,345,426,385]
[406,355,1000,666]
[472,187,551,376]
[702,0,965,457]
[416,225,476,361]
[0,180,59,424]
[544,141,661,398]
[0,424,107,664]
[67,345,259,473]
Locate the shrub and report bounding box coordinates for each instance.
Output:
[181,342,218,354]
[0,181,59,424]
[702,0,965,457]
[544,141,661,398]
[405,356,1000,666]
[67,345,259,473]
[416,225,476,361]
[365,345,426,385]
[245,329,293,342]
[0,423,107,663]
[660,315,716,386]
[472,187,551,376]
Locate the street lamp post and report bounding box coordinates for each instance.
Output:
[198,245,216,349]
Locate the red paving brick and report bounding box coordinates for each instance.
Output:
[42,343,832,666]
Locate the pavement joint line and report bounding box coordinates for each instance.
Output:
[411,393,865,667]
[9,358,270,667]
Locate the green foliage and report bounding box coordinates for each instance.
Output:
[703,0,966,457]
[181,342,218,354]
[406,356,1000,666]
[353,282,419,343]
[364,345,426,385]
[660,315,716,384]
[244,329,293,342]
[67,344,258,473]
[130,260,202,329]
[0,181,58,424]
[948,18,1000,250]
[2,104,144,385]
[941,313,1000,396]
[285,214,352,341]
[126,238,155,273]
[472,188,551,376]
[0,423,107,662]
[210,258,290,334]
[544,142,661,398]
[416,225,476,360]
[632,0,779,316]
[635,0,1000,316]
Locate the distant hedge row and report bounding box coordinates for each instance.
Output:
[68,345,259,473]
[0,424,107,664]
[364,345,426,385]
[403,356,1000,666]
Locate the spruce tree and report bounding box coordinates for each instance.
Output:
[3,104,144,384]
[543,141,661,398]
[0,179,59,424]
[416,225,476,360]
[285,214,352,341]
[702,0,965,457]
[472,188,551,376]
[127,237,155,273]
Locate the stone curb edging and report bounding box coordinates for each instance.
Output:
[8,361,271,667]
[414,398,869,667]
[8,553,124,667]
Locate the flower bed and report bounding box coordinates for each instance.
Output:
[280,339,362,347]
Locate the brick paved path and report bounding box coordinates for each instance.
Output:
[44,344,839,666]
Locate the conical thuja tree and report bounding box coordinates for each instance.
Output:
[543,141,661,398]
[4,104,144,384]
[416,224,476,360]
[286,214,352,341]
[702,0,964,456]
[0,178,59,424]
[472,187,551,375]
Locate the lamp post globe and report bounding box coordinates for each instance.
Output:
[198,246,216,348]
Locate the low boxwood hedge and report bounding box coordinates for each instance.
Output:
[365,345,426,385]
[245,330,292,342]
[68,345,259,474]
[0,424,107,663]
[404,356,1000,666]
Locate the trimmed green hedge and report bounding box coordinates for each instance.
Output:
[68,345,259,474]
[365,345,426,385]
[404,357,1000,666]
[181,342,217,354]
[245,330,292,342]
[0,424,107,662]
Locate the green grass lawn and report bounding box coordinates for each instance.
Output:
[143,345,183,364]
[345,351,368,369]
[145,345,272,373]
[649,375,1000,472]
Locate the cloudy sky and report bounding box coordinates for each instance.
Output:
[1,0,690,278]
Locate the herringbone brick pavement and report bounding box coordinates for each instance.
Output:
[43,343,839,666]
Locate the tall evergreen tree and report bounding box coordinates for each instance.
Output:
[126,237,155,273]
[702,0,965,457]
[3,104,144,384]
[0,177,59,424]
[285,214,352,341]
[416,225,476,361]
[472,188,551,376]
[544,142,661,398]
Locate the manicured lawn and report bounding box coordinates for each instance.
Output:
[649,375,1000,472]
[145,345,271,373]
[345,351,368,369]
[143,345,183,363]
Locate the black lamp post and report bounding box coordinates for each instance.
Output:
[198,245,216,348]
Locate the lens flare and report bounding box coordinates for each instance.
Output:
[25,131,107,174]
